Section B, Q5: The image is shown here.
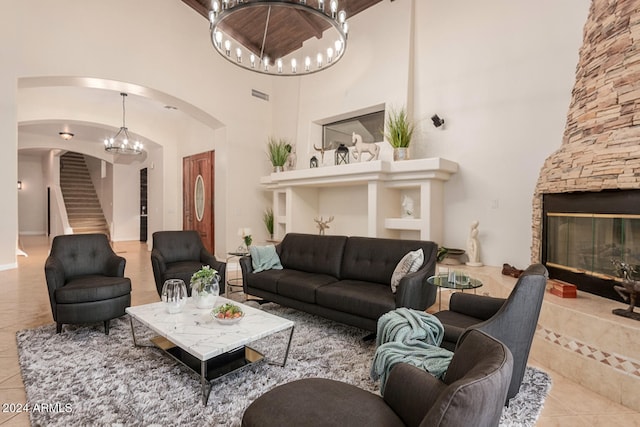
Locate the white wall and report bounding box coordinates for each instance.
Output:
[272,0,590,268]
[412,0,590,267]
[4,0,274,262]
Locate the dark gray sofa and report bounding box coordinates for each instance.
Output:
[240,233,438,331]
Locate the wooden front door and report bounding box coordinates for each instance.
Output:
[183,151,215,253]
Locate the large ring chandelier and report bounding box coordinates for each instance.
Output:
[209,0,349,76]
[103,93,143,155]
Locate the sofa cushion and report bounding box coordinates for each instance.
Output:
[316,280,396,320]
[278,233,347,277]
[277,271,339,303]
[245,269,287,294]
[56,275,132,304]
[390,248,424,293]
[340,237,436,285]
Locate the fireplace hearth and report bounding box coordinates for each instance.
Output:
[542,190,640,302]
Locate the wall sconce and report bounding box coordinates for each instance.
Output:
[58,132,74,140]
[17,181,22,190]
[431,114,445,128]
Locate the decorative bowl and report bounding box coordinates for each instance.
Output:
[212,312,245,325]
[211,303,245,324]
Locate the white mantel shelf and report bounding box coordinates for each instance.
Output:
[260,158,459,189]
[262,158,458,243]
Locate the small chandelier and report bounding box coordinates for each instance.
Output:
[104,93,143,155]
[209,0,349,76]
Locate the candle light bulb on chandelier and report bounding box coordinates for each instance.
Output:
[330,0,338,18]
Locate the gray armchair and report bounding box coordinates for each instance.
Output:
[242,329,513,427]
[433,263,548,402]
[44,233,131,334]
[150,230,226,297]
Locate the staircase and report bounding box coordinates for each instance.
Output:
[60,152,110,238]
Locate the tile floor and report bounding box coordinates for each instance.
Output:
[1,236,639,426]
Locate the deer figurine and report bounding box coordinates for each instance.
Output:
[314,216,334,235]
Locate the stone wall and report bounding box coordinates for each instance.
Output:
[532,0,640,262]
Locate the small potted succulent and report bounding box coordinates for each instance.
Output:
[190,265,220,309]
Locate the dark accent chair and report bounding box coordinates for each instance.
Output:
[433,263,548,402]
[242,329,513,427]
[150,230,226,297]
[44,233,131,334]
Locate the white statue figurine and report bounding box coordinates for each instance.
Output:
[401,196,414,218]
[466,220,483,267]
[351,132,380,162]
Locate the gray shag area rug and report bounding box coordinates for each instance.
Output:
[16,304,551,426]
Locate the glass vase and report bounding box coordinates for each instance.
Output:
[191,274,221,309]
[161,279,188,314]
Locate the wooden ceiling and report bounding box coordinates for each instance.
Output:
[183,0,384,60]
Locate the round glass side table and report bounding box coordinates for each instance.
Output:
[427,272,483,311]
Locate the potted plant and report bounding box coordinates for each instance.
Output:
[384,107,415,161]
[263,208,274,240]
[190,265,220,309]
[267,137,290,172]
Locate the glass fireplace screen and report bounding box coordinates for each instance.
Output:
[546,213,640,279]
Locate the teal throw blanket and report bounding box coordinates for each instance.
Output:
[371,308,454,394]
[249,245,283,273]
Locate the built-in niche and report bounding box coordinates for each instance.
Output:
[322,109,384,151]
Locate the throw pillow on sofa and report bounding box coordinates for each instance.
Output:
[390,248,424,293]
[249,245,283,273]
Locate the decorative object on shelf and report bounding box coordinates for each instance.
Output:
[313,143,326,165]
[401,195,414,218]
[314,216,334,235]
[190,265,221,309]
[466,220,483,267]
[263,208,274,240]
[351,132,379,162]
[285,144,297,170]
[611,259,640,321]
[238,227,253,252]
[384,107,414,161]
[431,114,445,128]
[161,279,188,314]
[207,0,349,76]
[335,144,349,165]
[103,93,144,155]
[267,137,290,172]
[439,248,466,265]
[310,155,319,168]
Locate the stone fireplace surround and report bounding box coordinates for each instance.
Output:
[527,0,640,411]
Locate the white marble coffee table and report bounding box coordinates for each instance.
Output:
[126,297,294,405]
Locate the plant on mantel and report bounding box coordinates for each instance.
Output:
[384,107,415,161]
[267,137,290,172]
